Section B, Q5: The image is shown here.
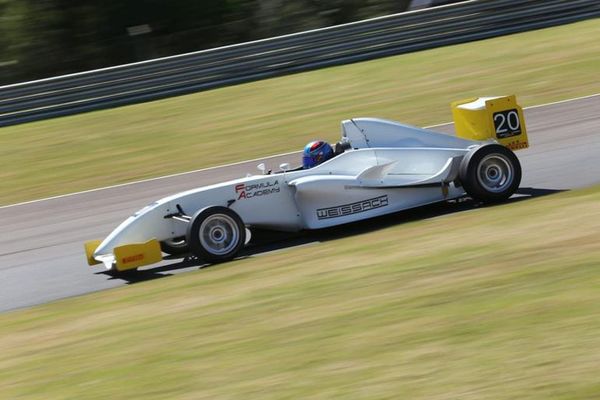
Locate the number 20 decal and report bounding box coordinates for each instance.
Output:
[493,109,521,138]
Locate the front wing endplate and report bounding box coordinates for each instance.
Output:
[113,239,162,271]
[84,240,102,266]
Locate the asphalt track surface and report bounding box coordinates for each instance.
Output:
[1,94,599,313]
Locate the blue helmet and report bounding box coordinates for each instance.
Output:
[303,140,334,169]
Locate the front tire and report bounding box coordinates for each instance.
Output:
[186,206,246,263]
[459,144,522,203]
[160,237,189,256]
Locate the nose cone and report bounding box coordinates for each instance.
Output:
[94,215,137,257]
[94,201,171,257]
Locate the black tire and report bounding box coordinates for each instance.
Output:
[160,237,189,256]
[459,144,522,203]
[186,206,246,263]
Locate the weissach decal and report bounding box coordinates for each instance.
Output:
[316,195,388,220]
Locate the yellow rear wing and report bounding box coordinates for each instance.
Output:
[451,95,528,151]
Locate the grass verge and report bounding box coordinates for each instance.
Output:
[1,19,600,205]
[1,186,599,399]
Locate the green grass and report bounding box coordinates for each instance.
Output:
[1,19,600,205]
[1,187,600,399]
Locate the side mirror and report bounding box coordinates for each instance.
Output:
[279,163,291,172]
[257,163,266,174]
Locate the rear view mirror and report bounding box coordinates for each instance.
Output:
[257,163,266,174]
[279,163,290,172]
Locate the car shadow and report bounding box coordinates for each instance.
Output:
[101,187,565,284]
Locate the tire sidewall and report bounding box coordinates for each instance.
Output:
[186,206,246,263]
[459,144,522,202]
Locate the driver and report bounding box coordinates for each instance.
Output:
[302,140,334,169]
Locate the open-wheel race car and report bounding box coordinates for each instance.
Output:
[85,95,529,272]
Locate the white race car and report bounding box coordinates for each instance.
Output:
[85,95,529,272]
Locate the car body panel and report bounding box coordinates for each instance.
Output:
[87,99,526,270]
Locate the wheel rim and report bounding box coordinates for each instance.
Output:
[198,214,239,256]
[476,154,514,193]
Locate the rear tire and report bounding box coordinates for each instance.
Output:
[459,144,521,203]
[186,206,246,263]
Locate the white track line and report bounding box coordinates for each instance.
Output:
[524,92,600,109]
[0,151,298,209]
[2,92,599,210]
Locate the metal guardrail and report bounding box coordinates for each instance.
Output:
[1,0,599,127]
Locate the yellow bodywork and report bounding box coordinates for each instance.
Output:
[84,240,102,266]
[451,95,529,151]
[113,239,163,271]
[84,239,163,271]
